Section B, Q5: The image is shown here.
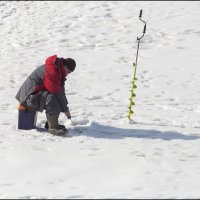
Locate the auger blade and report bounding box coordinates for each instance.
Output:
[131,93,136,97]
[130,102,135,105]
[132,84,137,88]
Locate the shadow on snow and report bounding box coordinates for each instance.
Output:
[70,122,200,141]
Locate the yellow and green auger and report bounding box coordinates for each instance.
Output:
[128,9,147,120]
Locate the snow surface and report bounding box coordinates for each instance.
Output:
[1,1,200,198]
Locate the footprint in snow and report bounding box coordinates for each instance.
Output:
[87,95,102,100]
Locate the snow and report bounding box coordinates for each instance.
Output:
[1,1,200,198]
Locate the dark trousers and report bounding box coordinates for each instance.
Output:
[26,92,62,116]
[45,94,61,115]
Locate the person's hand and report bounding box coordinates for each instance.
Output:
[64,111,71,119]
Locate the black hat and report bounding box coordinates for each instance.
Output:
[63,58,76,72]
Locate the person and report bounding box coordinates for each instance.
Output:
[15,54,76,136]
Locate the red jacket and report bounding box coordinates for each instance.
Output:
[43,55,67,94]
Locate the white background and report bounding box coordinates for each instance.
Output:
[0,1,200,198]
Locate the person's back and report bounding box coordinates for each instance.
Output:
[16,65,45,105]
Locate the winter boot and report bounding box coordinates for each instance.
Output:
[44,121,66,130]
[46,114,67,136]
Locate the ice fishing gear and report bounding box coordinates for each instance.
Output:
[66,115,77,127]
[128,9,147,120]
[17,104,37,130]
[69,119,77,128]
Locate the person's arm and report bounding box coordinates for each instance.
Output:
[55,82,71,118]
[54,92,69,112]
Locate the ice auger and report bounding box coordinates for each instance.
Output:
[128,9,147,120]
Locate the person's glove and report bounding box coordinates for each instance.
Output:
[64,111,71,119]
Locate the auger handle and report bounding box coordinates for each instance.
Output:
[137,9,146,40]
[139,9,142,18]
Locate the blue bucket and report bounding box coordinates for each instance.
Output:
[18,109,37,130]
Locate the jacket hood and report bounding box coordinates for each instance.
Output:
[45,55,57,66]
